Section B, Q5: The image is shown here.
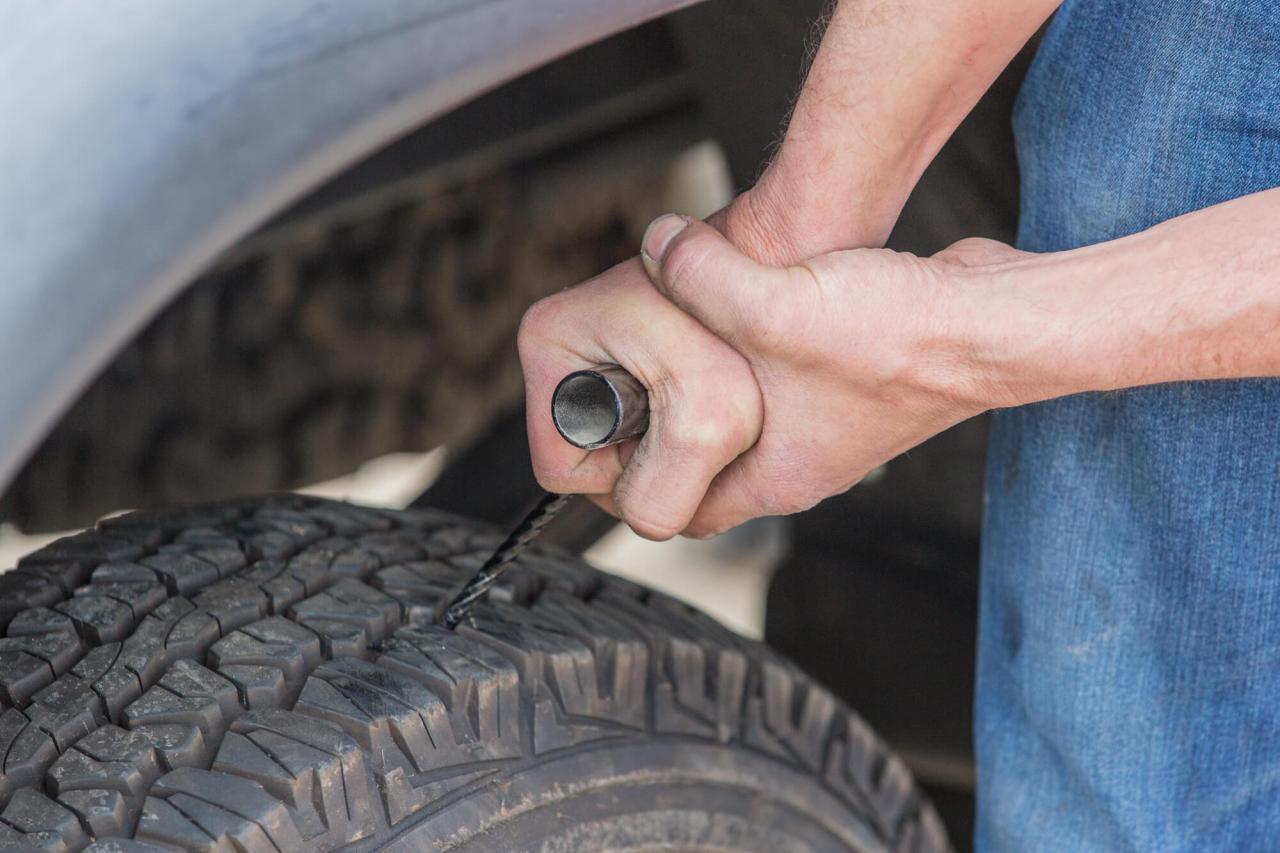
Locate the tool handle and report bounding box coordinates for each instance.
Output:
[551,365,649,449]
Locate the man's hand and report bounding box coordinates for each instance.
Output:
[519,214,1020,539]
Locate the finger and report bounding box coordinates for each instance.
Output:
[519,293,626,494]
[519,258,755,501]
[611,362,761,540]
[679,454,774,539]
[682,449,824,539]
[641,214,792,352]
[586,492,619,519]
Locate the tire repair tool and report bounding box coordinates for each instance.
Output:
[439,365,648,629]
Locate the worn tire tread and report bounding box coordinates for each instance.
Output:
[0,496,947,852]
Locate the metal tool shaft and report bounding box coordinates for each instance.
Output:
[440,492,572,629]
[441,364,648,630]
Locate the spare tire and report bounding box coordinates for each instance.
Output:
[0,495,948,852]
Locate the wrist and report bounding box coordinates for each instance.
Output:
[948,248,1105,411]
[726,166,906,267]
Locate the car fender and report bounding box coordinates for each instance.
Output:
[0,0,701,493]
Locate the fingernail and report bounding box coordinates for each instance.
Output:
[640,214,690,282]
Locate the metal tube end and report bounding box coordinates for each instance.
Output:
[552,366,648,449]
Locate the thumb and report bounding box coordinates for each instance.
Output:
[640,214,787,350]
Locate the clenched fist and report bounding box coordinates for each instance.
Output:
[518,212,1022,540]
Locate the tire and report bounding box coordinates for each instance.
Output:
[0,150,675,533]
[0,494,949,852]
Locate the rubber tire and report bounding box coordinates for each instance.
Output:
[0,495,949,852]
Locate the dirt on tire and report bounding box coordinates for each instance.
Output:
[0,495,948,851]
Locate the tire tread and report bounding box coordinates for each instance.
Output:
[0,496,948,851]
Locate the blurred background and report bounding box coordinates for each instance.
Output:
[0,2,1038,846]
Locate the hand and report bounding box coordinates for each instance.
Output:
[519,212,1023,539]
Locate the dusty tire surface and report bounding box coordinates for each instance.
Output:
[0,495,948,851]
[1,155,672,533]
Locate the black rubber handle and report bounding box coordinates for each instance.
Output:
[551,365,649,449]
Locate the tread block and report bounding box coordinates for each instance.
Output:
[6,608,77,639]
[533,595,648,720]
[27,678,105,752]
[188,581,268,637]
[0,708,57,806]
[306,503,394,536]
[21,531,143,569]
[370,562,458,621]
[47,745,151,801]
[294,620,369,661]
[138,554,218,597]
[207,617,321,692]
[154,611,220,668]
[295,659,454,773]
[149,768,304,852]
[65,644,134,724]
[825,713,924,843]
[513,552,600,599]
[55,595,136,645]
[215,709,375,845]
[89,563,163,586]
[379,626,521,757]
[0,629,83,673]
[38,719,208,839]
[326,547,381,580]
[251,508,329,548]
[76,583,168,622]
[417,526,473,559]
[758,663,838,772]
[0,647,56,708]
[0,631,84,707]
[469,602,647,752]
[123,662,241,740]
[346,531,423,567]
[133,795,230,851]
[117,600,198,689]
[234,561,304,615]
[0,573,64,634]
[216,666,286,710]
[57,788,128,839]
[287,578,401,641]
[287,578,402,659]
[0,789,86,852]
[656,636,748,742]
[229,525,296,562]
[294,660,501,829]
[132,725,209,772]
[185,548,247,580]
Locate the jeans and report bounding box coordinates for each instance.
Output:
[977,1,1280,849]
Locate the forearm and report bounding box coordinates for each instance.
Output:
[734,0,1059,263]
[969,187,1280,405]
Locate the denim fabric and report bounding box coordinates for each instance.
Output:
[977,1,1280,850]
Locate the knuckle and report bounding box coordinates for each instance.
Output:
[667,414,735,459]
[530,455,603,496]
[517,294,564,345]
[530,459,572,493]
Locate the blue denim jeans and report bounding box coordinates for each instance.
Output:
[977,1,1280,849]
